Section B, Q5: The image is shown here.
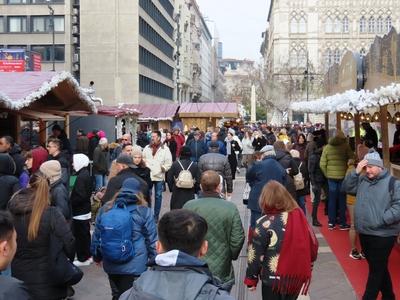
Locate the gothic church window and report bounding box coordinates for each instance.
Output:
[298,48,307,68]
[290,17,298,33]
[342,16,349,33]
[359,16,366,33]
[290,49,298,67]
[368,16,375,33]
[334,17,342,33]
[377,16,384,33]
[325,48,333,67]
[298,16,306,33]
[334,48,341,64]
[325,17,333,33]
[386,16,392,32]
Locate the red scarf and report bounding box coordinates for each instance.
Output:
[274,208,318,295]
[151,142,161,157]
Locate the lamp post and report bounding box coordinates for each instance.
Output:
[303,51,314,122]
[47,1,55,71]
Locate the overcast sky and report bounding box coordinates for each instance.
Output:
[196,0,270,63]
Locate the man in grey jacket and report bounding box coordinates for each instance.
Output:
[344,149,400,300]
[120,209,234,300]
[198,141,233,197]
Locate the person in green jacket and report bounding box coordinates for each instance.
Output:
[184,170,245,291]
[320,130,355,230]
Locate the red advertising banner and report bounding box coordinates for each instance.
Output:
[0,60,25,72]
[32,53,41,71]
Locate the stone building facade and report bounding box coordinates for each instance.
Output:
[261,0,400,123]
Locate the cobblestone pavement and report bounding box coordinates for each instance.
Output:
[73,171,357,300]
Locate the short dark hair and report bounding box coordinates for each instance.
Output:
[1,136,14,147]
[152,130,161,138]
[0,211,14,242]
[158,209,208,256]
[47,137,61,150]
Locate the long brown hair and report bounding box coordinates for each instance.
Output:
[259,180,298,213]
[28,172,50,241]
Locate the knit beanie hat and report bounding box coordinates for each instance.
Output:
[73,153,89,172]
[260,145,276,157]
[39,160,61,184]
[364,149,383,168]
[99,137,108,145]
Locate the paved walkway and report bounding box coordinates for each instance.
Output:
[73,171,357,299]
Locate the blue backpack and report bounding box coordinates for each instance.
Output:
[99,200,135,264]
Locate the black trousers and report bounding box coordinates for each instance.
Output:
[262,284,298,300]
[359,234,396,300]
[108,274,138,300]
[228,154,237,180]
[72,219,91,262]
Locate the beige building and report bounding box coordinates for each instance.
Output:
[261,0,400,123]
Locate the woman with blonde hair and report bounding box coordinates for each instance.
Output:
[244,180,318,300]
[91,177,157,299]
[8,172,75,299]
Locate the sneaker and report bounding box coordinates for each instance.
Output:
[73,257,93,267]
[339,224,351,231]
[236,167,240,174]
[328,223,335,230]
[349,249,362,260]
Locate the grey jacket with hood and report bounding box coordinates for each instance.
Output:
[344,169,400,237]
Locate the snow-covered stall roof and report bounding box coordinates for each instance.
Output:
[0,71,97,113]
[179,102,239,118]
[122,103,179,121]
[290,83,400,114]
[97,104,141,118]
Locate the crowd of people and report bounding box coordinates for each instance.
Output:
[0,120,399,300]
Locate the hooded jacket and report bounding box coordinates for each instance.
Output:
[344,169,400,237]
[0,153,20,209]
[8,188,75,300]
[8,144,25,177]
[320,135,354,180]
[91,190,157,275]
[120,250,234,300]
[70,154,93,218]
[184,193,245,284]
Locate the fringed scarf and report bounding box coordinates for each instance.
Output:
[273,207,318,295]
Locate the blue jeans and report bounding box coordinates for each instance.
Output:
[296,195,306,215]
[95,174,107,190]
[150,181,164,220]
[327,179,347,226]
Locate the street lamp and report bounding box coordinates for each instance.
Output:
[47,0,55,71]
[304,52,314,122]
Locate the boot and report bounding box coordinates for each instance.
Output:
[312,204,322,227]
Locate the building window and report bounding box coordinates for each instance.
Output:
[298,17,306,33]
[158,0,174,18]
[139,75,173,100]
[360,48,367,56]
[0,17,4,33]
[334,48,341,64]
[31,16,64,33]
[139,46,173,79]
[298,49,307,68]
[342,16,349,33]
[325,17,333,33]
[290,17,298,33]
[334,17,342,33]
[139,0,174,38]
[7,0,27,3]
[386,16,392,32]
[31,0,65,3]
[359,16,366,33]
[8,16,27,33]
[289,49,298,67]
[376,16,384,33]
[325,48,333,67]
[139,17,174,59]
[368,16,375,33]
[6,44,27,49]
[30,45,65,61]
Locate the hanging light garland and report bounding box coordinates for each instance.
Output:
[365,113,372,122]
[360,112,366,121]
[372,112,380,122]
[394,112,400,123]
[347,113,354,120]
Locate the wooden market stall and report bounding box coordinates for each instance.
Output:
[290,27,400,175]
[178,102,239,131]
[0,71,97,147]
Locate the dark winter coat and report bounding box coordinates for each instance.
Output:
[8,144,25,177]
[131,165,152,199]
[265,132,276,145]
[0,275,31,299]
[252,136,267,151]
[48,152,70,189]
[75,135,89,155]
[246,156,286,213]
[363,127,378,149]
[88,135,99,160]
[101,167,149,204]
[308,147,326,185]
[0,153,20,209]
[91,191,157,275]
[167,158,200,209]
[8,188,75,300]
[275,149,299,176]
[187,139,207,162]
[164,139,177,161]
[50,179,72,220]
[292,142,307,161]
[70,167,93,217]
[198,152,233,193]
[93,145,110,175]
